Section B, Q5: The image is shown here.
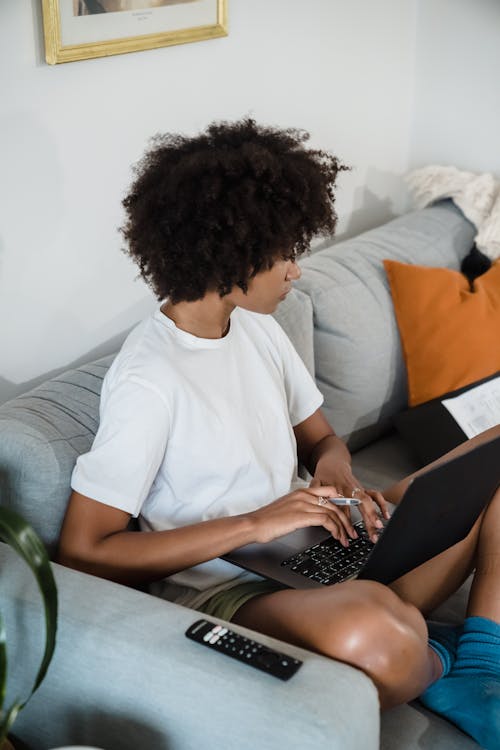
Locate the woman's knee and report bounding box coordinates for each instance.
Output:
[318,580,427,650]
[313,581,430,706]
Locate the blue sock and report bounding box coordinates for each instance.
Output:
[426,620,462,676]
[420,616,500,750]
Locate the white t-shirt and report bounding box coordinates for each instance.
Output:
[71,306,323,604]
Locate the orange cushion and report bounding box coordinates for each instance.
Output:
[383,259,500,406]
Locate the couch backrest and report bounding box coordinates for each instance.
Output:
[293,200,475,450]
[0,356,114,552]
[272,286,315,376]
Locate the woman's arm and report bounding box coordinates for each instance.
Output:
[294,409,390,542]
[58,491,256,585]
[294,408,350,476]
[58,482,359,586]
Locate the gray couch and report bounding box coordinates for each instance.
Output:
[0,201,481,750]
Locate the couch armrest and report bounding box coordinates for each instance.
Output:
[0,544,379,750]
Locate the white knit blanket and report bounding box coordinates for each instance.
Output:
[406,166,500,261]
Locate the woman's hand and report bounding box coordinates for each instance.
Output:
[310,461,391,543]
[245,485,360,547]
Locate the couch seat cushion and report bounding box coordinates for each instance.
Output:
[351,430,419,489]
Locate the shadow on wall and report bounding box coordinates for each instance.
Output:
[30,0,45,66]
[339,186,397,241]
[313,168,409,253]
[0,328,129,406]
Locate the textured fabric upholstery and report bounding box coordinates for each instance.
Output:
[0,543,379,750]
[295,201,475,450]
[272,286,315,377]
[0,355,113,552]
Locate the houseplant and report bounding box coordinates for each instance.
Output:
[0,507,58,750]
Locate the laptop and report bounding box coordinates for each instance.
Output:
[223,434,500,587]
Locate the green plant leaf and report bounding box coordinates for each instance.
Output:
[0,507,58,740]
[0,701,22,745]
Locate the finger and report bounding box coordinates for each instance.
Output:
[304,485,340,499]
[294,490,357,539]
[366,489,391,520]
[312,512,351,547]
[325,517,350,547]
[302,500,358,541]
[357,496,384,543]
[330,502,352,524]
[326,499,356,538]
[309,477,322,488]
[290,505,348,545]
[330,505,358,541]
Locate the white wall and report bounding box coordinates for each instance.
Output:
[410,0,500,176]
[0,0,417,404]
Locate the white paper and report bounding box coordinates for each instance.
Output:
[442,376,500,438]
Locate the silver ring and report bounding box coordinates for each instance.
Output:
[351,487,363,498]
[318,496,329,506]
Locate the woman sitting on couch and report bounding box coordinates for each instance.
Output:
[59,118,500,749]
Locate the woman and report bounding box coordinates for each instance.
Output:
[59,119,500,748]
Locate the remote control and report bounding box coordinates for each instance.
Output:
[185,619,303,681]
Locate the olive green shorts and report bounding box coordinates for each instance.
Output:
[197,579,285,622]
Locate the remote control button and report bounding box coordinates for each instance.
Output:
[219,628,228,636]
[209,635,219,644]
[203,632,213,642]
[257,651,279,668]
[212,625,221,633]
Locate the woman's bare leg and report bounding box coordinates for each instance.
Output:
[233,579,440,710]
[465,484,500,622]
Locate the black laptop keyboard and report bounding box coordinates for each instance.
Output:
[281,522,375,585]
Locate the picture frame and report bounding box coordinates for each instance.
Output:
[41,0,228,65]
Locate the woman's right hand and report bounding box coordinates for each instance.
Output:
[245,485,359,547]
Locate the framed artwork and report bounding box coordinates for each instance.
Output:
[41,0,228,65]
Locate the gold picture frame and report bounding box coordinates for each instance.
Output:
[42,0,228,65]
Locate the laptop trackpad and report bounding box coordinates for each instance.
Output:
[225,526,330,564]
[273,526,331,551]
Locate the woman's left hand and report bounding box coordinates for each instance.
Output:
[309,462,391,543]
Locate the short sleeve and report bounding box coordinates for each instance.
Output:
[71,378,170,516]
[272,321,324,426]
